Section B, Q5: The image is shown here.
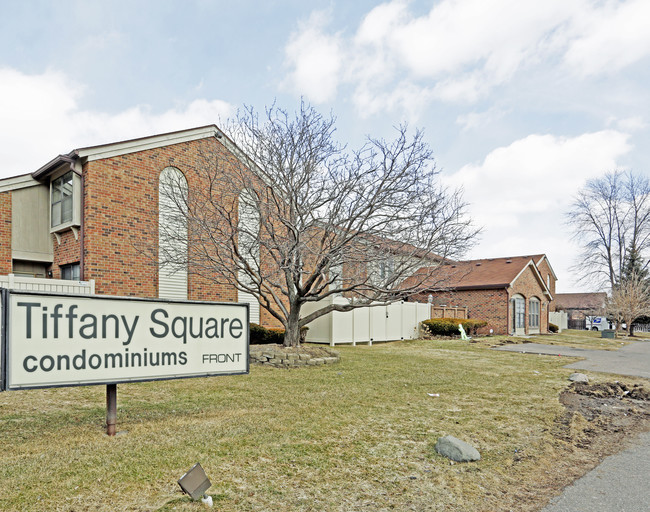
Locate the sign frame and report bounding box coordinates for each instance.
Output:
[1,289,250,392]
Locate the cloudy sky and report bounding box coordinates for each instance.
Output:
[2,0,649,293]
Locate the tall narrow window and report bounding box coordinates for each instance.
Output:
[238,189,260,323]
[158,167,188,300]
[529,297,540,328]
[51,171,74,227]
[330,261,343,293]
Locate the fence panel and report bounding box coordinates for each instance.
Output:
[431,306,468,319]
[303,298,431,346]
[0,274,95,294]
[568,319,586,330]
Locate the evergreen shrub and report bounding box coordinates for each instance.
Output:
[421,318,488,337]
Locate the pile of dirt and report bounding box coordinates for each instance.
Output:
[570,381,650,400]
[556,381,650,449]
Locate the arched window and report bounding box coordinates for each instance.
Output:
[158,167,188,299]
[512,294,526,333]
[529,297,540,329]
[238,189,260,323]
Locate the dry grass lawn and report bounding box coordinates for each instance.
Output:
[0,337,648,511]
[482,328,641,350]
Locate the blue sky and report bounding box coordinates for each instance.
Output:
[2,0,649,293]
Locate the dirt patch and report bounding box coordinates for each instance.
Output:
[556,381,650,450]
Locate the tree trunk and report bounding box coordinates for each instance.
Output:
[283,305,302,348]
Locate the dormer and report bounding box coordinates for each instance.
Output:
[32,154,82,239]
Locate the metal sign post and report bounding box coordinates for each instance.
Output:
[106,383,117,436]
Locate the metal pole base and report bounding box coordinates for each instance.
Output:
[106,383,117,436]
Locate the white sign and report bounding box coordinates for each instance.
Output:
[2,291,249,390]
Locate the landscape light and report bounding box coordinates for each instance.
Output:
[178,462,212,501]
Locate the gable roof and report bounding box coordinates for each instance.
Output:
[31,125,228,180]
[555,292,607,311]
[534,254,558,280]
[409,255,553,298]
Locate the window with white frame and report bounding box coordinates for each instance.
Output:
[513,295,526,329]
[529,297,540,328]
[329,261,343,293]
[158,167,188,300]
[51,171,74,227]
[61,263,80,281]
[238,189,260,323]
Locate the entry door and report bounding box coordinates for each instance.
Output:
[513,296,526,335]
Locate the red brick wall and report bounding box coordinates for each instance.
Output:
[414,288,509,334]
[535,257,556,310]
[82,138,239,300]
[79,138,288,329]
[52,230,81,278]
[509,264,550,334]
[0,191,12,274]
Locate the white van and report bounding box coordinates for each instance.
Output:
[585,316,612,331]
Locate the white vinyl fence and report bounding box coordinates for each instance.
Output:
[302,297,431,346]
[0,274,95,294]
[549,311,568,332]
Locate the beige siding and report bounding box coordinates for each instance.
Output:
[11,185,52,262]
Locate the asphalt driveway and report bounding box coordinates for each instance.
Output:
[494,339,650,379]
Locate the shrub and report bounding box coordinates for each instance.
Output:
[249,323,309,345]
[549,322,559,333]
[420,318,488,337]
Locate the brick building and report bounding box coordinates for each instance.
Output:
[0,126,276,326]
[0,126,557,338]
[554,292,607,329]
[412,255,556,335]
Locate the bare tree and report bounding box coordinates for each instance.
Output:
[606,271,650,336]
[159,103,478,347]
[567,171,650,290]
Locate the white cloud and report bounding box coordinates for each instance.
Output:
[0,68,234,178]
[456,107,507,132]
[564,0,650,76]
[283,0,650,113]
[282,10,342,103]
[444,130,632,291]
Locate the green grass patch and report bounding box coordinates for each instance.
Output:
[0,339,630,511]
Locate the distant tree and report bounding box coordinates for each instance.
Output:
[567,171,650,290]
[606,270,650,336]
[158,103,478,347]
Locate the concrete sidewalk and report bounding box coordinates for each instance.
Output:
[542,429,650,512]
[494,340,650,379]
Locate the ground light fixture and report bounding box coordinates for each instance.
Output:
[178,463,213,506]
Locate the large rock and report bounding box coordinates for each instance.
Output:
[435,435,481,462]
[569,373,589,383]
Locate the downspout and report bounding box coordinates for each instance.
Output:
[79,169,84,280]
[69,157,84,279]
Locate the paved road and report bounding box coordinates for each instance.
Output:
[495,340,650,379]
[495,340,650,511]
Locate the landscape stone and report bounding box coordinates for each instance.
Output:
[569,373,589,383]
[434,435,481,462]
[249,344,340,368]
